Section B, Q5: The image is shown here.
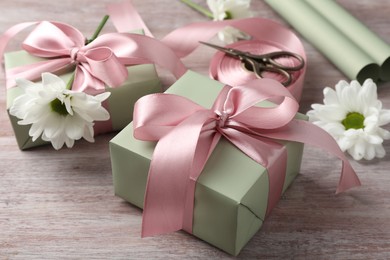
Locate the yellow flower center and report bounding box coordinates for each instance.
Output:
[50,98,69,116]
[342,112,365,130]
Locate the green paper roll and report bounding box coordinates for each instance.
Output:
[265,0,381,83]
[304,0,390,81]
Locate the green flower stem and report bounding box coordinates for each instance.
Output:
[180,0,214,19]
[67,15,110,89]
[66,72,75,90]
[86,15,110,44]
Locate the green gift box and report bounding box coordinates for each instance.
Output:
[4,48,161,150]
[109,71,307,255]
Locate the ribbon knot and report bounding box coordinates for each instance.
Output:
[215,109,230,128]
[133,77,361,238]
[70,47,80,61]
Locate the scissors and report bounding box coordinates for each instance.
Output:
[200,41,305,86]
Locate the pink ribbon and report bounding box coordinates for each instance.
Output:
[1,19,187,135]
[0,20,187,93]
[107,1,306,101]
[133,78,361,237]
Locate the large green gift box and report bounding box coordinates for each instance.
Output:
[4,49,161,150]
[109,71,307,255]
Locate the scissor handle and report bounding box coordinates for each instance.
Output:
[253,51,305,71]
[242,57,293,87]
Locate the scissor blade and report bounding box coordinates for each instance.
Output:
[199,41,237,56]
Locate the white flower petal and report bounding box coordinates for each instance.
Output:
[374,144,386,158]
[337,136,354,151]
[364,114,379,132]
[42,72,66,91]
[378,109,390,126]
[378,128,390,140]
[344,128,361,137]
[94,92,111,102]
[64,116,84,140]
[88,107,110,121]
[15,78,36,91]
[65,137,75,148]
[363,144,375,160]
[43,115,65,139]
[51,136,66,150]
[64,96,74,116]
[29,120,45,141]
[335,80,349,96]
[366,134,383,145]
[358,79,378,109]
[347,139,366,160]
[9,95,35,118]
[83,124,95,143]
[340,81,360,112]
[323,87,339,105]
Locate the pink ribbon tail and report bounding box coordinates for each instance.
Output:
[259,119,361,193]
[107,0,153,37]
[0,21,40,56]
[141,110,215,237]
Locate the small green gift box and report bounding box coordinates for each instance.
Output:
[4,49,161,150]
[110,71,307,255]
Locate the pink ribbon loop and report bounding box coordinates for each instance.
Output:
[133,78,361,237]
[10,21,129,92]
[22,21,85,57]
[1,20,187,93]
[83,46,128,88]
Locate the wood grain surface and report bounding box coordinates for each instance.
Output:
[1,0,390,259]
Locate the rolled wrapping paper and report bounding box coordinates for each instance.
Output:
[304,0,390,81]
[209,40,304,100]
[265,0,382,83]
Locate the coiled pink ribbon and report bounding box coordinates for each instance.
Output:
[0,20,187,93]
[133,78,361,237]
[107,1,306,101]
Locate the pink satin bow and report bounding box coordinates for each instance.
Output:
[1,21,187,93]
[133,78,361,237]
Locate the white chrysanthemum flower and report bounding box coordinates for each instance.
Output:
[9,73,111,150]
[207,0,252,44]
[307,79,390,160]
